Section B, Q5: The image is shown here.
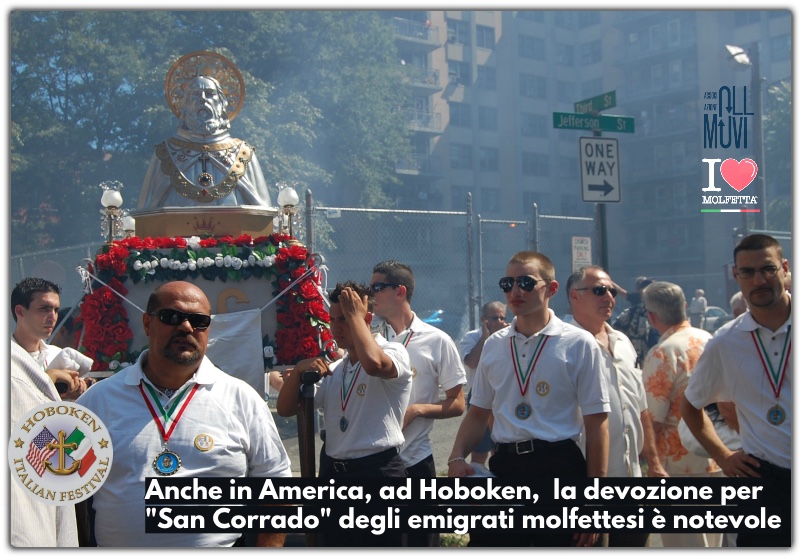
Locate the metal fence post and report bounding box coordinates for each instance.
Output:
[530,203,539,252]
[467,192,476,330]
[305,189,315,254]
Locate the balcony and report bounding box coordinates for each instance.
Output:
[392,17,440,52]
[404,66,442,94]
[406,109,443,135]
[395,154,444,176]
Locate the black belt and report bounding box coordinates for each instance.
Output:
[329,447,399,474]
[495,439,574,455]
[753,456,791,478]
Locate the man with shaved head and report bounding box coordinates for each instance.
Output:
[77,281,291,547]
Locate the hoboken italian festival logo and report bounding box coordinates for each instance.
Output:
[8,402,113,505]
[701,86,760,213]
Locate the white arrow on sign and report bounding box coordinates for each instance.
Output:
[579,137,621,203]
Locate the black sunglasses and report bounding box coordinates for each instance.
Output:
[575,285,618,298]
[499,276,542,293]
[149,309,212,330]
[370,282,400,293]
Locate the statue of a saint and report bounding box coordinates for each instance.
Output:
[137,51,273,210]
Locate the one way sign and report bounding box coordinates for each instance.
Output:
[579,137,620,203]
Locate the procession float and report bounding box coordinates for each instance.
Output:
[73,51,334,396]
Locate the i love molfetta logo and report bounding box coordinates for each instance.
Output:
[700,85,761,214]
[8,402,113,506]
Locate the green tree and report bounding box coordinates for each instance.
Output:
[10,11,411,254]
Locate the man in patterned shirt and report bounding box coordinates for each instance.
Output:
[641,281,721,548]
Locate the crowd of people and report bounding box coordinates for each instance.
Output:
[9,234,791,548]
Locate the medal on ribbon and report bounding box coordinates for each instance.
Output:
[140,381,199,475]
[510,335,549,420]
[340,360,362,433]
[751,326,791,427]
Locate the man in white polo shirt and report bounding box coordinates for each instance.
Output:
[447,251,610,547]
[277,280,412,547]
[681,234,791,547]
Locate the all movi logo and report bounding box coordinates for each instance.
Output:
[702,158,758,193]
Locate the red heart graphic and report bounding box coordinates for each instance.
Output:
[720,158,758,192]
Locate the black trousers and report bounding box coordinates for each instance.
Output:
[736,457,791,547]
[468,439,587,547]
[403,454,439,547]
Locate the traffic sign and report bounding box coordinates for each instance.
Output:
[553,112,635,133]
[579,137,620,203]
[574,91,616,114]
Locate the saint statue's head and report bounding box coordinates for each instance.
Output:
[179,76,231,136]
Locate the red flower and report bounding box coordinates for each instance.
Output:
[298,279,320,300]
[199,238,218,248]
[308,300,329,322]
[286,245,308,261]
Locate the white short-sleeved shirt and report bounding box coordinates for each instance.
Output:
[382,315,466,467]
[316,334,412,460]
[472,311,610,444]
[458,327,482,390]
[685,310,792,469]
[570,320,647,477]
[76,351,292,547]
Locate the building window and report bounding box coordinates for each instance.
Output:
[520,112,547,137]
[556,80,575,100]
[771,34,791,61]
[447,19,471,45]
[555,43,574,66]
[522,151,549,176]
[667,19,681,46]
[477,65,496,90]
[649,24,663,51]
[733,11,761,27]
[518,34,545,60]
[559,156,578,179]
[476,25,495,49]
[651,64,664,91]
[520,73,546,99]
[450,143,473,169]
[478,106,497,131]
[555,11,574,29]
[517,11,544,22]
[580,41,602,65]
[451,185,471,210]
[448,61,471,86]
[449,102,472,127]
[581,78,603,98]
[479,147,499,171]
[668,60,682,88]
[578,11,600,28]
[481,188,501,212]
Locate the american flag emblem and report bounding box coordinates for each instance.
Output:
[26,427,58,477]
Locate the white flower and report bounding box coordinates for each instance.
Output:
[119,361,132,369]
[215,256,224,267]
[170,260,181,270]
[248,255,256,266]
[232,257,242,270]
[188,260,197,271]
[187,236,202,250]
[109,360,120,370]
[179,262,188,271]
[160,257,169,269]
[263,255,276,267]
[143,261,152,271]
[223,255,233,267]
[204,257,214,267]
[133,260,144,271]
[263,346,274,358]
[242,260,249,268]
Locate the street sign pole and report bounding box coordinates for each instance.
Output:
[593,129,610,272]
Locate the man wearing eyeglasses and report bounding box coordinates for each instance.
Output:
[681,234,791,547]
[77,281,292,547]
[447,251,610,547]
[368,260,466,547]
[566,266,667,547]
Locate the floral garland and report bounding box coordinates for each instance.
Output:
[77,233,332,371]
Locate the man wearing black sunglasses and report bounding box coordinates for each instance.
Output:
[77,281,292,547]
[567,266,667,547]
[447,251,610,547]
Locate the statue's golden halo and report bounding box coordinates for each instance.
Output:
[164,51,246,121]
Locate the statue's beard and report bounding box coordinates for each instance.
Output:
[182,104,229,136]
